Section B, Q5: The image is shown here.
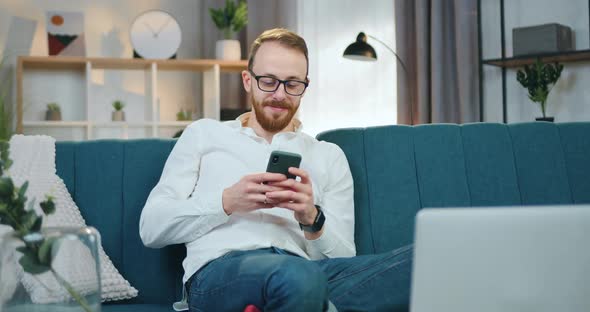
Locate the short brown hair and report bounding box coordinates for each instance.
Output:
[247,28,309,75]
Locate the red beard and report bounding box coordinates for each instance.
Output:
[251,94,298,133]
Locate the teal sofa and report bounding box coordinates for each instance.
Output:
[54,122,590,312]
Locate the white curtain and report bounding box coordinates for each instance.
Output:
[296,0,397,136]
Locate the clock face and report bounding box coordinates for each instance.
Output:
[130,10,181,59]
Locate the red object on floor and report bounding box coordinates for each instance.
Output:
[244,305,261,312]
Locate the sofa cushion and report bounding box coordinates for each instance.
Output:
[56,139,185,305]
[318,122,590,255]
[314,128,374,255]
[413,124,471,208]
[509,123,572,204]
[557,123,590,203]
[363,126,420,255]
[461,123,521,206]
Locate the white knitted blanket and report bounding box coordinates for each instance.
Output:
[3,135,138,303]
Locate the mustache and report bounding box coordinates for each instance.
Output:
[263,100,291,109]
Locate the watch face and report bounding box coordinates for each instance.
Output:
[130,10,181,59]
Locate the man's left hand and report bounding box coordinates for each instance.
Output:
[265,167,318,226]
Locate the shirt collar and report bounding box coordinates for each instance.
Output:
[226,112,304,134]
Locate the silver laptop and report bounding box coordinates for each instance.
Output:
[410,205,590,312]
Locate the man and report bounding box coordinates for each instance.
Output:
[140,28,412,312]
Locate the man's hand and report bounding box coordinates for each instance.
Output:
[265,167,318,226]
[222,173,286,215]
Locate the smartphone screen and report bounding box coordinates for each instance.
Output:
[266,151,302,180]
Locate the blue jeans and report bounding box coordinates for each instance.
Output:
[187,245,413,312]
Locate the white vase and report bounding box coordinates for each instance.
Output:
[215,40,241,60]
[112,111,125,122]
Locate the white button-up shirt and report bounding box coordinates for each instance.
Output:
[139,115,356,284]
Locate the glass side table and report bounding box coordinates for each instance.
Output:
[0,227,102,312]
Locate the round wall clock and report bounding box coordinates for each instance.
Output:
[130,10,182,59]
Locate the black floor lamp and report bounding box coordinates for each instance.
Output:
[343,32,414,125]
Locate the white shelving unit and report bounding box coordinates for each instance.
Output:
[16,56,247,140]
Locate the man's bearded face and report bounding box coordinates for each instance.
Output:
[250,92,299,133]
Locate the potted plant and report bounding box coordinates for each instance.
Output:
[516,58,564,122]
[0,56,12,140]
[176,108,192,121]
[209,0,248,60]
[45,103,61,121]
[112,100,125,122]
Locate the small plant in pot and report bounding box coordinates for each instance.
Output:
[209,0,248,60]
[176,108,192,121]
[516,58,564,122]
[45,103,61,121]
[112,100,125,122]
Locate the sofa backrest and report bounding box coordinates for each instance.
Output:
[54,122,590,304]
[316,122,590,255]
[56,139,184,305]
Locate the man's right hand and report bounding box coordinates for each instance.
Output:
[222,173,287,215]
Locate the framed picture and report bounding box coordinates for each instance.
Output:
[46,11,86,56]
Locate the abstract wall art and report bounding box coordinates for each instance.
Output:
[46,11,86,56]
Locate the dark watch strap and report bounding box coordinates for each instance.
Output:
[299,205,325,233]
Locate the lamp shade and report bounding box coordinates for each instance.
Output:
[343,32,377,61]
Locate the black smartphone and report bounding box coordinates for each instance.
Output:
[266,150,302,180]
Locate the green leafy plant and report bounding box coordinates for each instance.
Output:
[176,109,191,121]
[0,141,92,312]
[0,57,13,141]
[516,58,564,118]
[112,100,125,111]
[46,102,61,113]
[209,0,248,39]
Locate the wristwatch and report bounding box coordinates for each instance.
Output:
[299,205,325,233]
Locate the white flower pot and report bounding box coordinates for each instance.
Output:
[112,111,125,121]
[215,40,241,60]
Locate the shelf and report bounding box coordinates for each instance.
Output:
[23,121,88,127]
[157,121,193,127]
[92,121,193,127]
[17,56,238,139]
[482,49,590,68]
[18,56,248,73]
[23,121,193,128]
[93,122,153,127]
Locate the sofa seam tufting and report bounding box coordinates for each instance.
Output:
[554,124,575,204]
[506,124,524,205]
[361,129,377,254]
[459,125,473,207]
[411,127,423,212]
[120,141,126,281]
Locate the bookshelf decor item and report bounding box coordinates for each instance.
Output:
[46,11,86,57]
[111,100,125,122]
[210,0,248,60]
[513,23,573,57]
[130,10,181,59]
[45,103,61,121]
[516,59,564,122]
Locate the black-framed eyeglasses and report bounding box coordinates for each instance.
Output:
[249,70,308,96]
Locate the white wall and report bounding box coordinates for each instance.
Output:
[481,0,590,123]
[0,0,202,130]
[297,0,396,136]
